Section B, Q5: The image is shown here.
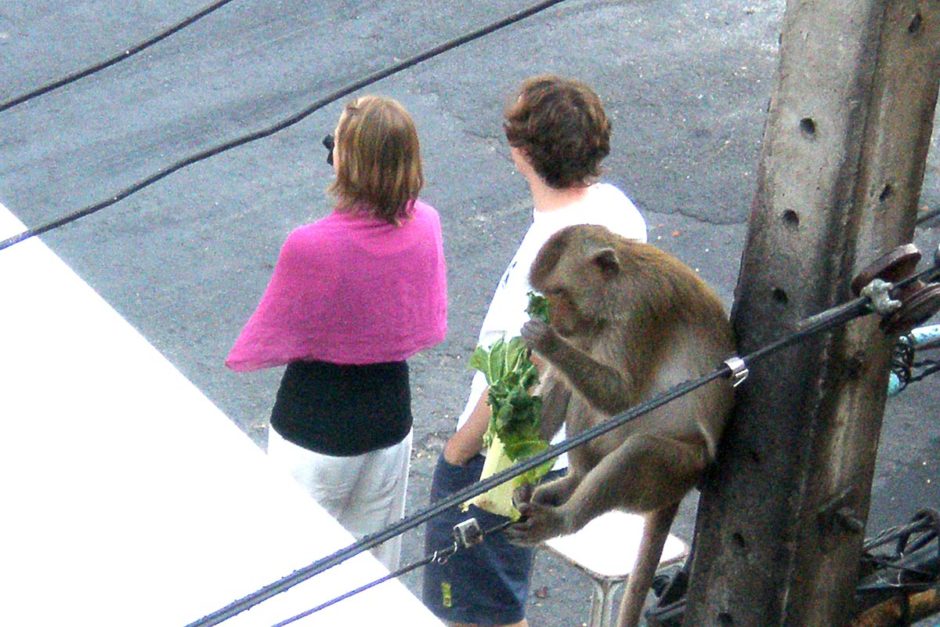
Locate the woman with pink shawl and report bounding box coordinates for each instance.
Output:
[226,96,447,570]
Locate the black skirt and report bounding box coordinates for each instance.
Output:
[270,359,412,457]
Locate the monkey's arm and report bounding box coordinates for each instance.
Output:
[535,372,571,442]
[522,320,635,416]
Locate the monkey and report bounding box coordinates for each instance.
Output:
[504,223,736,627]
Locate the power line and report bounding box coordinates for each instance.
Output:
[918,207,940,226]
[0,0,239,114]
[0,0,570,253]
[187,364,732,626]
[272,518,514,627]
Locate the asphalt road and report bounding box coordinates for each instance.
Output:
[2,1,938,624]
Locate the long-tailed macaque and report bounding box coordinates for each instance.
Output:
[506,224,736,627]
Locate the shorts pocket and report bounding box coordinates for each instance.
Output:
[433,454,483,496]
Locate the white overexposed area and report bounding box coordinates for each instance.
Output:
[0,204,441,626]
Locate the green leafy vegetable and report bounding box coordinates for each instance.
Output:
[463,297,555,519]
[526,291,550,324]
[468,337,541,453]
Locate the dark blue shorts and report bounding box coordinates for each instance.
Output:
[421,454,535,625]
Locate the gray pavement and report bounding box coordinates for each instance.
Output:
[2,1,938,625]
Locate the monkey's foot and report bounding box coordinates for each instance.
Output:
[504,502,568,546]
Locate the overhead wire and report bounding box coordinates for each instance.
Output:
[271,518,516,627]
[188,363,733,626]
[918,207,940,226]
[858,509,940,592]
[0,0,570,253]
[186,259,940,627]
[0,0,239,114]
[908,357,940,387]
[5,0,937,620]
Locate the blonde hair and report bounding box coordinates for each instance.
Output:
[328,95,424,224]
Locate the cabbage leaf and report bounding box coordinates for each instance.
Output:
[462,292,554,519]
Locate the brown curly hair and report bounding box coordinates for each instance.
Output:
[503,75,611,189]
[329,95,424,224]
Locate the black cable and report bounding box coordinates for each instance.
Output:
[272,518,514,626]
[186,368,730,627]
[752,295,873,362]
[860,509,940,582]
[908,359,940,386]
[918,207,940,226]
[759,261,940,365]
[864,518,928,552]
[270,551,439,627]
[0,0,570,253]
[188,262,940,627]
[0,0,238,114]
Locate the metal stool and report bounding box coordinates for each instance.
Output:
[543,511,688,627]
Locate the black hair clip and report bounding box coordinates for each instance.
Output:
[323,134,334,166]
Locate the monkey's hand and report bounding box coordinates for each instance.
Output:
[505,500,569,546]
[521,319,561,357]
[529,476,577,507]
[512,483,534,508]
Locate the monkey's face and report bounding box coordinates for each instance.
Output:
[538,261,619,341]
[543,288,592,338]
[531,225,623,339]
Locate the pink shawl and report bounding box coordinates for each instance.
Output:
[226,200,447,370]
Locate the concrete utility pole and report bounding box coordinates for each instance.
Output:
[684,1,940,625]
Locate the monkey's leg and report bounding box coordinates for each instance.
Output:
[617,504,679,627]
[568,434,706,522]
[507,435,705,545]
[532,471,580,506]
[513,466,582,514]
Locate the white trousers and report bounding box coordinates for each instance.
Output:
[267,428,412,571]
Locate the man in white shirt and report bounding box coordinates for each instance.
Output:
[422,75,648,627]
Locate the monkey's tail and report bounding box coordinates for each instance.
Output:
[617,502,680,627]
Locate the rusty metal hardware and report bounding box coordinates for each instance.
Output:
[852,244,940,334]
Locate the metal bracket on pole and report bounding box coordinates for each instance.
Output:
[860,279,902,317]
[723,356,750,388]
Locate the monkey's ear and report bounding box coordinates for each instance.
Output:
[592,247,620,275]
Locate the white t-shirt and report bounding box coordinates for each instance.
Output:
[457,183,648,467]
